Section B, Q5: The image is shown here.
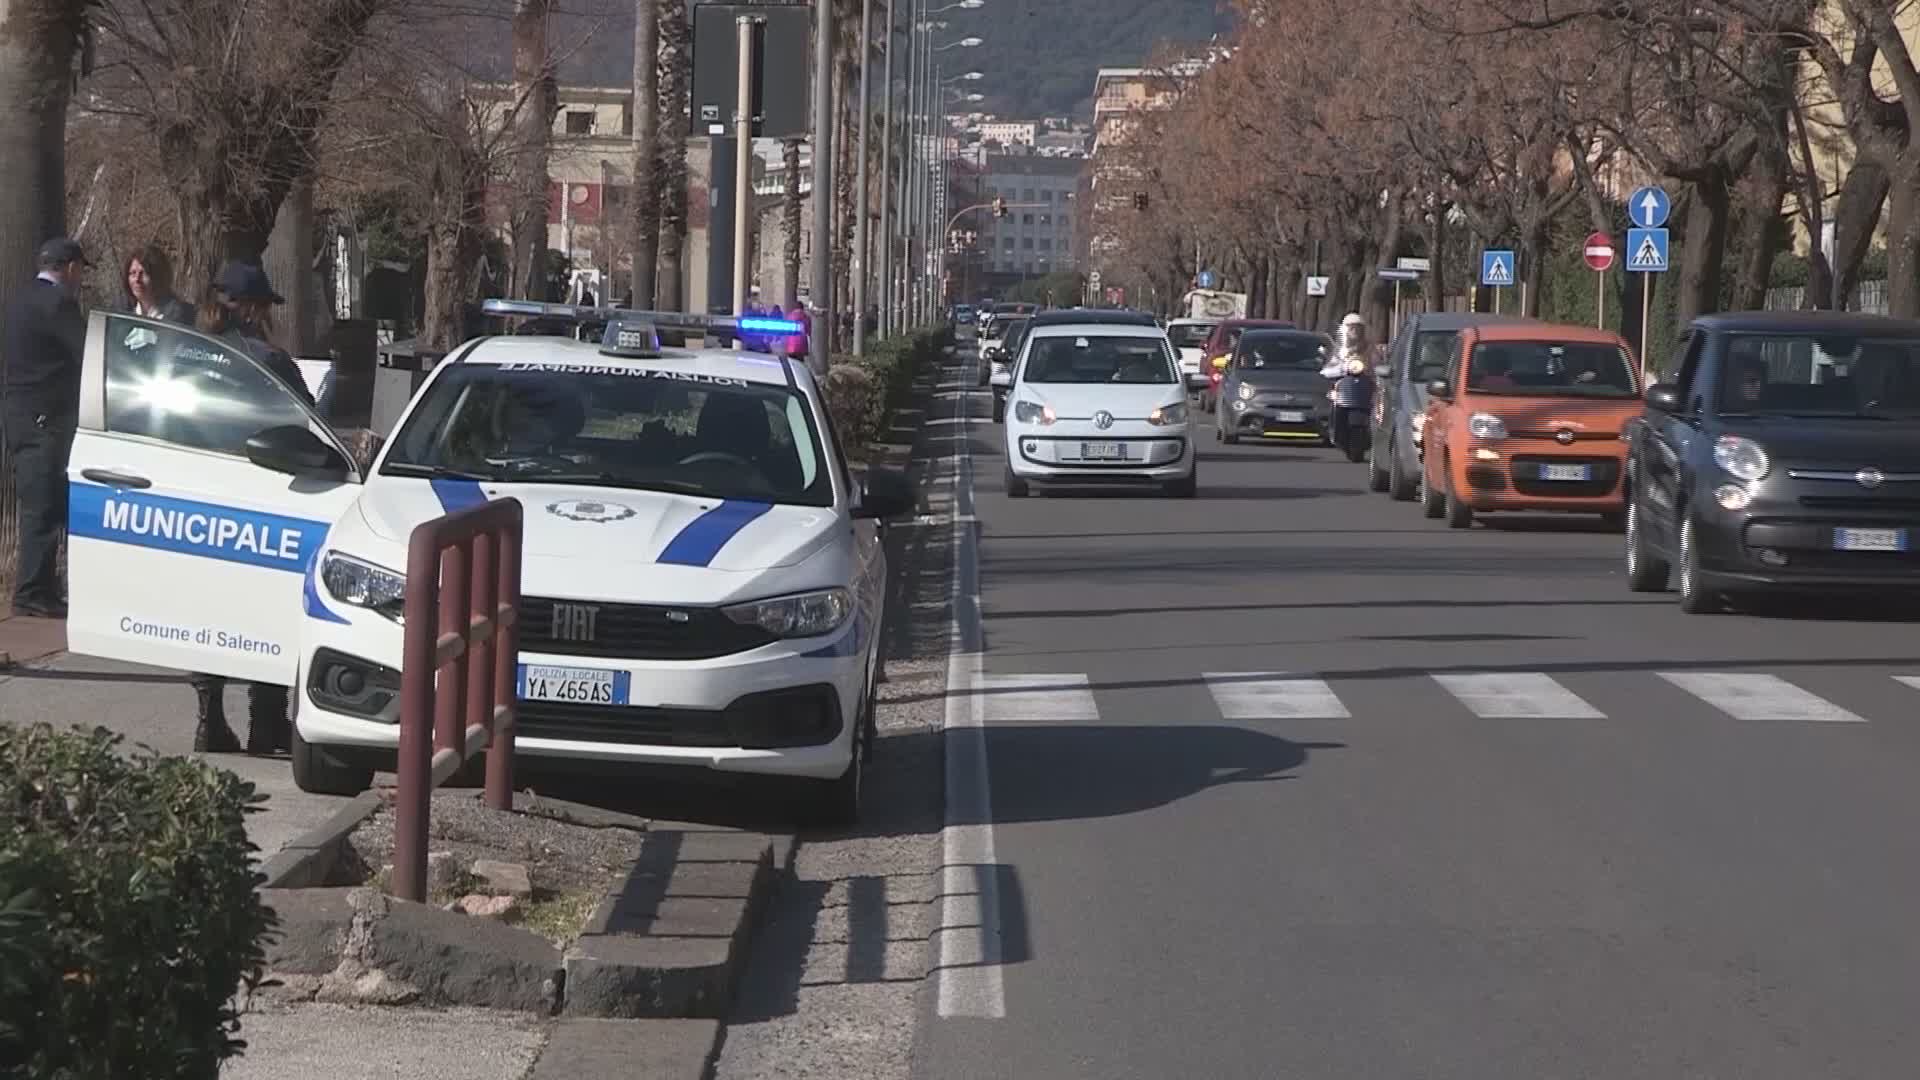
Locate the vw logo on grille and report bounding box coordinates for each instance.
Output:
[1555,430,1576,445]
[1856,467,1885,488]
[552,602,600,642]
[1092,410,1115,429]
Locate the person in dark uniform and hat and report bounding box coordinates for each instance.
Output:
[2,237,91,618]
[185,260,310,755]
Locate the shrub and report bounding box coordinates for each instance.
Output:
[826,328,944,450]
[0,725,276,1078]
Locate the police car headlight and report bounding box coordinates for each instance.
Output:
[320,552,406,618]
[724,588,853,638]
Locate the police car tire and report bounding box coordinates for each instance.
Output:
[290,715,374,796]
[802,732,864,828]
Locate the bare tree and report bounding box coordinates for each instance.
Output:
[0,0,89,592]
[782,137,802,307]
[87,0,388,293]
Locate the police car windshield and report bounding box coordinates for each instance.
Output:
[381,362,833,507]
[1023,335,1178,384]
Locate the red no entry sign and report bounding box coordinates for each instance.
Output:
[1584,232,1616,272]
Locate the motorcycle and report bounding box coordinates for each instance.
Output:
[1327,369,1375,463]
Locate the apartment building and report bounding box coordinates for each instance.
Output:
[975,154,1083,282]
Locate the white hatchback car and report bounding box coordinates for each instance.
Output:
[1165,318,1221,391]
[64,302,912,823]
[1002,323,1196,497]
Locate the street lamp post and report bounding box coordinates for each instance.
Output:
[878,11,896,339]
[809,0,834,374]
[852,0,873,355]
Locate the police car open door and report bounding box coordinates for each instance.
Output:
[66,311,364,685]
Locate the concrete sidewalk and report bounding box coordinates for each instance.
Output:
[0,612,65,668]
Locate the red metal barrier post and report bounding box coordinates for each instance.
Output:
[392,498,524,903]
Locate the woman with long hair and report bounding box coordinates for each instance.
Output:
[121,245,195,324]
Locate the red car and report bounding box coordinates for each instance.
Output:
[1198,319,1296,412]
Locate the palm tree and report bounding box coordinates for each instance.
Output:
[655,0,690,309]
[629,0,660,307]
[782,138,802,308]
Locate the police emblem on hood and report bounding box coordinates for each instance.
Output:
[547,499,638,523]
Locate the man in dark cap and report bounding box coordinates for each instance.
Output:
[2,237,91,618]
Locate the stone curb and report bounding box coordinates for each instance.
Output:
[259,807,780,1022]
[258,790,385,889]
[562,830,776,1018]
[527,1018,722,1080]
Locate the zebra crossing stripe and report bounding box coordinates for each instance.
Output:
[1894,676,1920,694]
[978,673,1099,722]
[1205,673,1349,720]
[1432,673,1605,719]
[1659,672,1867,723]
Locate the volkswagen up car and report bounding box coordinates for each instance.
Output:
[1003,322,1195,497]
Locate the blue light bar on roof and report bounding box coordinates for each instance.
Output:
[737,317,804,334]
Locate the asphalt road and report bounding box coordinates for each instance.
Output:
[913,359,1920,1080]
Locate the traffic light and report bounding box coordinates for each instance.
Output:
[992,196,1007,218]
[1133,192,1149,211]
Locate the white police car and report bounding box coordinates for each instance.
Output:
[64,301,913,822]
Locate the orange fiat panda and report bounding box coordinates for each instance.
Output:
[1418,322,1642,529]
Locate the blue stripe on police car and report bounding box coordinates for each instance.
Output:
[68,482,330,573]
[657,500,775,567]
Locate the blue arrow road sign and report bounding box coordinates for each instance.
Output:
[1198,269,1216,289]
[1628,186,1671,229]
[1481,250,1516,287]
[1626,228,1670,273]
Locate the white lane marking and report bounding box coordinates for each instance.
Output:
[1433,673,1605,719]
[938,356,1005,1019]
[1659,672,1867,723]
[978,673,1099,722]
[1895,676,1920,694]
[1204,673,1349,720]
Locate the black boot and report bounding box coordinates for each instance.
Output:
[191,676,242,753]
[246,683,291,757]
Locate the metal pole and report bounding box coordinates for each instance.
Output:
[906,22,924,327]
[1640,273,1652,383]
[731,15,757,322]
[809,0,834,373]
[853,0,873,354]
[879,12,896,338]
[1597,268,1604,329]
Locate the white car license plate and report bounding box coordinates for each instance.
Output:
[517,664,627,705]
[1080,441,1127,460]
[1276,410,1308,423]
[1834,527,1906,552]
[1540,464,1591,481]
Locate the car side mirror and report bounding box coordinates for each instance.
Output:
[246,424,348,476]
[1373,364,1391,379]
[854,465,915,520]
[1427,378,1452,399]
[1645,383,1683,413]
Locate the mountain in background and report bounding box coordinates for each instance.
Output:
[949,0,1229,119]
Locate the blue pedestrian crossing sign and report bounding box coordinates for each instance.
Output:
[1481,250,1516,287]
[1198,269,1215,289]
[1628,186,1671,229]
[1626,228,1670,273]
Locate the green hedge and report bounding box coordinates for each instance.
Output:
[0,725,276,1078]
[824,328,944,451]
